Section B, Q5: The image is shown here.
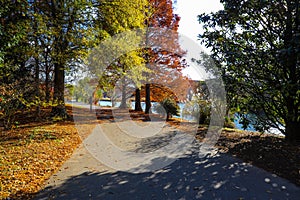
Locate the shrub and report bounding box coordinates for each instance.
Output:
[155,98,179,120]
[0,83,24,129]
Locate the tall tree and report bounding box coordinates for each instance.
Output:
[35,0,95,118]
[29,1,56,106]
[0,0,33,129]
[89,0,149,109]
[0,0,31,82]
[198,0,300,143]
[144,0,187,114]
[28,0,46,117]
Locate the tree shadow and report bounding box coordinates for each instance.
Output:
[133,130,178,153]
[223,136,300,186]
[33,152,300,200]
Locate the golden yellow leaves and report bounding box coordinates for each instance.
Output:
[0,118,81,199]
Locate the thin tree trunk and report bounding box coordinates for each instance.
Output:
[89,95,93,112]
[33,4,40,119]
[144,17,151,115]
[45,67,50,103]
[145,83,151,114]
[35,57,40,118]
[45,52,51,103]
[135,88,143,111]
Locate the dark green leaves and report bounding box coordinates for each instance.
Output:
[198,0,300,140]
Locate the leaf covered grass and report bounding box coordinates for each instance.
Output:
[197,128,300,186]
[0,106,81,200]
[217,131,300,186]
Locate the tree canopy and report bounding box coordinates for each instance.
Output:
[198,0,300,143]
[0,0,188,128]
[143,0,187,114]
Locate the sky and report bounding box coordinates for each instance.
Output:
[175,0,223,44]
[174,0,223,80]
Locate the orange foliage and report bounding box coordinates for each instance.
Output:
[141,0,189,103]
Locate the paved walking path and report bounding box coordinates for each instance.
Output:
[34,103,300,199]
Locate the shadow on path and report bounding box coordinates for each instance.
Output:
[34,152,300,200]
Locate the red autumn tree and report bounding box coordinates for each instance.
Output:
[137,0,188,114]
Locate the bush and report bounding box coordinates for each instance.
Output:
[155,98,179,120]
[198,100,211,124]
[0,80,35,129]
[224,115,235,128]
[0,83,24,129]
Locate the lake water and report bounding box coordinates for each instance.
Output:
[98,100,283,135]
[99,101,197,121]
[98,100,154,112]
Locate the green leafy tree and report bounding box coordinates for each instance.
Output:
[89,0,149,109]
[185,81,211,125]
[35,0,96,118]
[73,77,95,103]
[0,1,98,125]
[0,0,33,129]
[0,0,31,75]
[155,97,179,120]
[198,0,300,143]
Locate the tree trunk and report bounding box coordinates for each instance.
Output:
[285,121,300,143]
[282,3,300,144]
[45,69,50,103]
[33,5,40,119]
[119,77,127,109]
[89,96,93,112]
[145,83,151,114]
[51,63,68,118]
[35,57,40,118]
[199,114,206,125]
[166,112,170,121]
[45,58,51,103]
[135,88,143,111]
